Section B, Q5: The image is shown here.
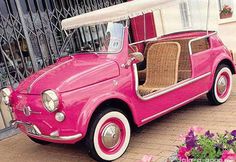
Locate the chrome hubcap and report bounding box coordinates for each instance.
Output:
[217,75,227,95]
[102,123,121,149]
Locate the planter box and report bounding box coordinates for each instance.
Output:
[220,12,233,19]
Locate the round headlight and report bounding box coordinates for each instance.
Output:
[42,90,59,112]
[0,88,11,105]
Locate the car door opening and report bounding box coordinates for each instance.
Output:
[131,32,211,97]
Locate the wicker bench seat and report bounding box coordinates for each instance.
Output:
[138,42,181,96]
[137,38,210,84]
[137,37,210,96]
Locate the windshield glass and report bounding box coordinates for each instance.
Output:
[60,22,124,56]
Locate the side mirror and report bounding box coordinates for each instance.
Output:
[121,52,144,69]
[130,52,144,63]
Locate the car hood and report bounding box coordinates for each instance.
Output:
[16,54,120,94]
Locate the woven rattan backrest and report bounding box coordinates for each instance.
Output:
[143,40,190,70]
[191,38,210,54]
[172,39,191,71]
[144,42,181,87]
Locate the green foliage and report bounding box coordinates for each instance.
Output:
[177,128,236,161]
[191,135,221,160]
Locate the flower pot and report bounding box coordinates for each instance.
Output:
[220,12,233,19]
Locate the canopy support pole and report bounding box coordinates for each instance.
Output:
[206,0,210,35]
[158,9,165,35]
[143,12,147,41]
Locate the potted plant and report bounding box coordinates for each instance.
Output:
[171,127,236,162]
[220,5,233,19]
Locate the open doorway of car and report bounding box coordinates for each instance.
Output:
[128,8,212,98]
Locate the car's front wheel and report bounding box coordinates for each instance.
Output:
[86,108,131,162]
[207,64,233,105]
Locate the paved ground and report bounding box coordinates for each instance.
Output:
[0,78,236,162]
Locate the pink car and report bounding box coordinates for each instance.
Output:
[1,0,235,161]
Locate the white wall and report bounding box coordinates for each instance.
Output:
[153,0,219,36]
[153,2,182,35]
[217,0,236,55]
[188,0,219,31]
[153,0,236,58]
[219,22,236,55]
[154,3,183,35]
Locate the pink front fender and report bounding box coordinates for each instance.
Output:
[74,91,137,139]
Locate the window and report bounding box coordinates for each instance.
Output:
[180,1,191,28]
[153,1,192,35]
[219,0,234,19]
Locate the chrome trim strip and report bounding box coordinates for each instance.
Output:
[10,120,82,141]
[29,133,82,141]
[130,37,159,46]
[188,32,217,55]
[129,30,216,46]
[17,108,42,115]
[28,59,73,93]
[134,64,211,101]
[130,31,217,56]
[141,91,208,123]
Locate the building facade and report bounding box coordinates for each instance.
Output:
[153,0,236,53]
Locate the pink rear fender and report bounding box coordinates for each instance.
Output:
[60,79,137,141]
[208,53,235,90]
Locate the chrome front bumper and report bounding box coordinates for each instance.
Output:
[10,120,82,141]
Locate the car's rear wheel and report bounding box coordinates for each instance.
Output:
[86,108,131,162]
[207,64,233,105]
[28,136,51,145]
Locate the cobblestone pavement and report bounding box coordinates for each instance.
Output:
[0,78,235,162]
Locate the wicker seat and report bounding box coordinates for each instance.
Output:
[138,41,156,82]
[175,38,209,81]
[138,42,181,96]
[137,38,210,85]
[173,39,192,81]
[138,39,192,82]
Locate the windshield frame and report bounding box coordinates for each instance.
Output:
[60,22,126,56]
[59,30,76,56]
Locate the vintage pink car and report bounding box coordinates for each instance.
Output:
[0,0,235,161]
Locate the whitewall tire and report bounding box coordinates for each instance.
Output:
[86,108,131,162]
[207,64,233,105]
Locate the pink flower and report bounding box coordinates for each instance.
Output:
[189,126,205,135]
[223,5,232,12]
[177,146,191,161]
[224,5,232,10]
[179,134,186,141]
[221,150,236,162]
[140,155,153,162]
